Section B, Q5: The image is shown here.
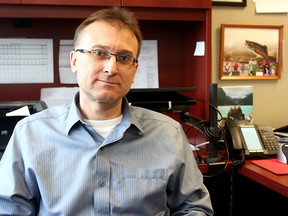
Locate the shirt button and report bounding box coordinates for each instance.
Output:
[98,181,105,187]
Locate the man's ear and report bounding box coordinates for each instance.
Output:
[132,63,138,83]
[132,64,138,84]
[70,51,77,73]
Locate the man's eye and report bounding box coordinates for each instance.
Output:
[119,55,130,62]
[94,50,107,57]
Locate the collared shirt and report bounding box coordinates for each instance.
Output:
[0,93,213,216]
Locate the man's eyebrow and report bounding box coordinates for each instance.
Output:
[91,45,134,55]
[118,49,134,55]
[91,45,108,50]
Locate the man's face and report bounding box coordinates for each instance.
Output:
[70,21,138,105]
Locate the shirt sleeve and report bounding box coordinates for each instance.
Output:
[168,126,214,216]
[0,124,37,215]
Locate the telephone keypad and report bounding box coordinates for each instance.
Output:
[258,126,279,152]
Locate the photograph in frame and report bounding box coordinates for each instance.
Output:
[217,86,253,123]
[219,24,283,80]
[212,0,246,7]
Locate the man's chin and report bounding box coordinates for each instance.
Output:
[94,94,123,104]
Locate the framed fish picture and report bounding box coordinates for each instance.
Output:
[219,24,283,80]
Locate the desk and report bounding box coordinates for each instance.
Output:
[238,160,288,198]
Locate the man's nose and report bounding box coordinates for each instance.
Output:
[104,55,118,75]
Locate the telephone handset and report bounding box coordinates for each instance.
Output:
[225,120,278,157]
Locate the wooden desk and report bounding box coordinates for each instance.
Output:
[238,160,288,197]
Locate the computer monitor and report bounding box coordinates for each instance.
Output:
[126,87,196,113]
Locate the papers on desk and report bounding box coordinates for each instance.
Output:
[131,40,159,88]
[275,135,288,145]
[0,38,54,83]
[59,40,77,84]
[0,38,158,86]
[5,106,31,116]
[40,87,79,107]
[274,125,288,143]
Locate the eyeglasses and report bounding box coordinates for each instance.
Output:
[75,49,138,66]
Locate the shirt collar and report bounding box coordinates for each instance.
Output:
[64,92,82,134]
[65,92,144,135]
[122,97,144,134]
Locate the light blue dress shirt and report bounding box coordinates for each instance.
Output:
[0,93,213,215]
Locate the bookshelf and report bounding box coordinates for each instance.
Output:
[0,0,211,120]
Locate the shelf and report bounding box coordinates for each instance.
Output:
[0,1,211,120]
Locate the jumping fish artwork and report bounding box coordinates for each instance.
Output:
[244,40,269,61]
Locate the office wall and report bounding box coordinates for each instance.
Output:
[212,0,288,128]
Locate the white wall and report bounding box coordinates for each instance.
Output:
[212,0,288,128]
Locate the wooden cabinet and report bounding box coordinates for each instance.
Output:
[122,0,211,8]
[21,0,120,6]
[0,1,211,119]
[19,0,210,8]
[0,0,19,3]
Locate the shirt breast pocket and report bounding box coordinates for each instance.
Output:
[110,167,171,214]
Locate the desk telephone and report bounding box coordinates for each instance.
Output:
[225,120,278,157]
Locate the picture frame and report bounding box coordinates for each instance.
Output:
[220,24,283,80]
[212,0,246,7]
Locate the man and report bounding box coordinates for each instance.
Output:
[0,7,213,215]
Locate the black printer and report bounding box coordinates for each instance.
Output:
[0,101,47,159]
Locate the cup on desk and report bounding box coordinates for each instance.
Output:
[277,143,288,164]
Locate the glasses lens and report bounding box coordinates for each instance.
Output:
[92,50,110,60]
[117,54,132,65]
[88,49,136,66]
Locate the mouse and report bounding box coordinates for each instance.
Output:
[277,143,288,164]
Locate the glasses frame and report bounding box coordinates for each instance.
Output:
[75,49,138,65]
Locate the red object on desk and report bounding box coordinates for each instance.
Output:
[251,159,288,175]
[238,160,288,197]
